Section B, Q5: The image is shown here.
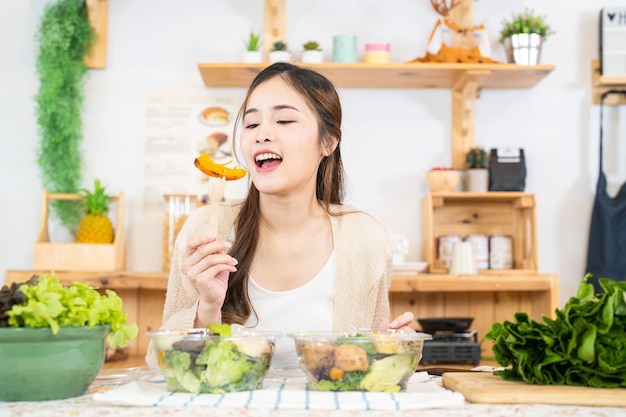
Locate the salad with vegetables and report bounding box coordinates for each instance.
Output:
[148,323,276,394]
[0,274,137,349]
[290,330,431,392]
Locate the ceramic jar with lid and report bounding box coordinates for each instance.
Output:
[365,42,390,64]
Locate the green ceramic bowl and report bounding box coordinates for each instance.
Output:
[0,325,110,401]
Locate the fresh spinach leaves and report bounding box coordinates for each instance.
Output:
[486,274,626,387]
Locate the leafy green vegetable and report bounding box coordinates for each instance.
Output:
[168,350,201,393]
[5,274,138,349]
[197,340,254,389]
[359,354,415,392]
[159,324,273,393]
[314,370,365,391]
[208,322,232,336]
[486,274,626,387]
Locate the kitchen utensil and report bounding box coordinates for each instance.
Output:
[443,371,626,407]
[449,241,477,274]
[417,317,474,333]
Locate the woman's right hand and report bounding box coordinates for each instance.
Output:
[181,234,238,327]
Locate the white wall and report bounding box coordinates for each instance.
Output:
[2,0,625,307]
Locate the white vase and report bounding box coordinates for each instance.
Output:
[464,169,489,192]
[300,50,323,63]
[269,51,291,63]
[241,51,263,63]
[504,33,543,66]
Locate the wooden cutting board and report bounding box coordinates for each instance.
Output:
[442,372,626,407]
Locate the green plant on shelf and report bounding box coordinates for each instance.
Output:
[302,41,321,51]
[465,147,489,169]
[499,8,555,43]
[244,29,261,52]
[271,40,288,52]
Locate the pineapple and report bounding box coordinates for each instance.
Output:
[76,179,114,243]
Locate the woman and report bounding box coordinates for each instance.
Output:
[147,63,414,370]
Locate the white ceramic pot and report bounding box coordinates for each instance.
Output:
[300,50,323,63]
[464,169,489,192]
[241,51,263,63]
[503,33,543,66]
[269,50,292,63]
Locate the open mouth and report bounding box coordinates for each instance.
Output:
[255,152,282,169]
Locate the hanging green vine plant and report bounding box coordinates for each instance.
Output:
[35,0,95,233]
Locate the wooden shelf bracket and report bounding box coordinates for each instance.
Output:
[84,0,108,69]
[263,0,285,60]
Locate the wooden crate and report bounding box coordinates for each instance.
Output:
[422,192,537,274]
[33,190,125,271]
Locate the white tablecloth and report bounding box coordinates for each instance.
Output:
[92,371,464,411]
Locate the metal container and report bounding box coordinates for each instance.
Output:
[489,235,513,269]
[438,235,462,269]
[504,33,543,66]
[466,235,489,270]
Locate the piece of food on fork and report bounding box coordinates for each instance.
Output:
[194,154,247,181]
[194,154,247,236]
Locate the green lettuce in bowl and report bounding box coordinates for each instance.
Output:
[0,273,138,401]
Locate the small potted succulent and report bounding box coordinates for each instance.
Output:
[464,147,489,192]
[300,40,323,63]
[269,40,291,63]
[242,29,262,63]
[499,8,554,65]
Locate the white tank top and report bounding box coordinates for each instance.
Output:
[244,251,335,370]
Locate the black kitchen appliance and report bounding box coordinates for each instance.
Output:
[418,317,481,366]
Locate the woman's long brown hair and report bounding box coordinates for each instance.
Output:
[221,63,346,325]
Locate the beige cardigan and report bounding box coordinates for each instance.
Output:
[146,202,392,369]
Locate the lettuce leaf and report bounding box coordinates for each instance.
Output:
[486,274,626,387]
[6,274,138,349]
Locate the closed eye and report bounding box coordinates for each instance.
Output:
[277,120,294,125]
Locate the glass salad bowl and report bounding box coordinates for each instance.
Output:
[147,326,278,394]
[289,329,432,392]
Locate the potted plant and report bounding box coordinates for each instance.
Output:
[464,147,489,192]
[499,8,554,65]
[300,40,323,63]
[269,40,291,63]
[242,29,262,63]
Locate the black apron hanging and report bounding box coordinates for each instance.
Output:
[585,89,626,293]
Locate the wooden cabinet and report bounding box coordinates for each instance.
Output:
[422,192,537,274]
[389,273,559,358]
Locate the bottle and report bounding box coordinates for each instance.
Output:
[162,194,197,272]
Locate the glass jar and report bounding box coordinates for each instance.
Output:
[162,194,197,272]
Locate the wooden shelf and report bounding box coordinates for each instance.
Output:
[198,62,554,90]
[5,270,168,290]
[197,0,554,170]
[592,59,626,104]
[390,273,558,294]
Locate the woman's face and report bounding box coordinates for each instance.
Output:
[240,76,326,198]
